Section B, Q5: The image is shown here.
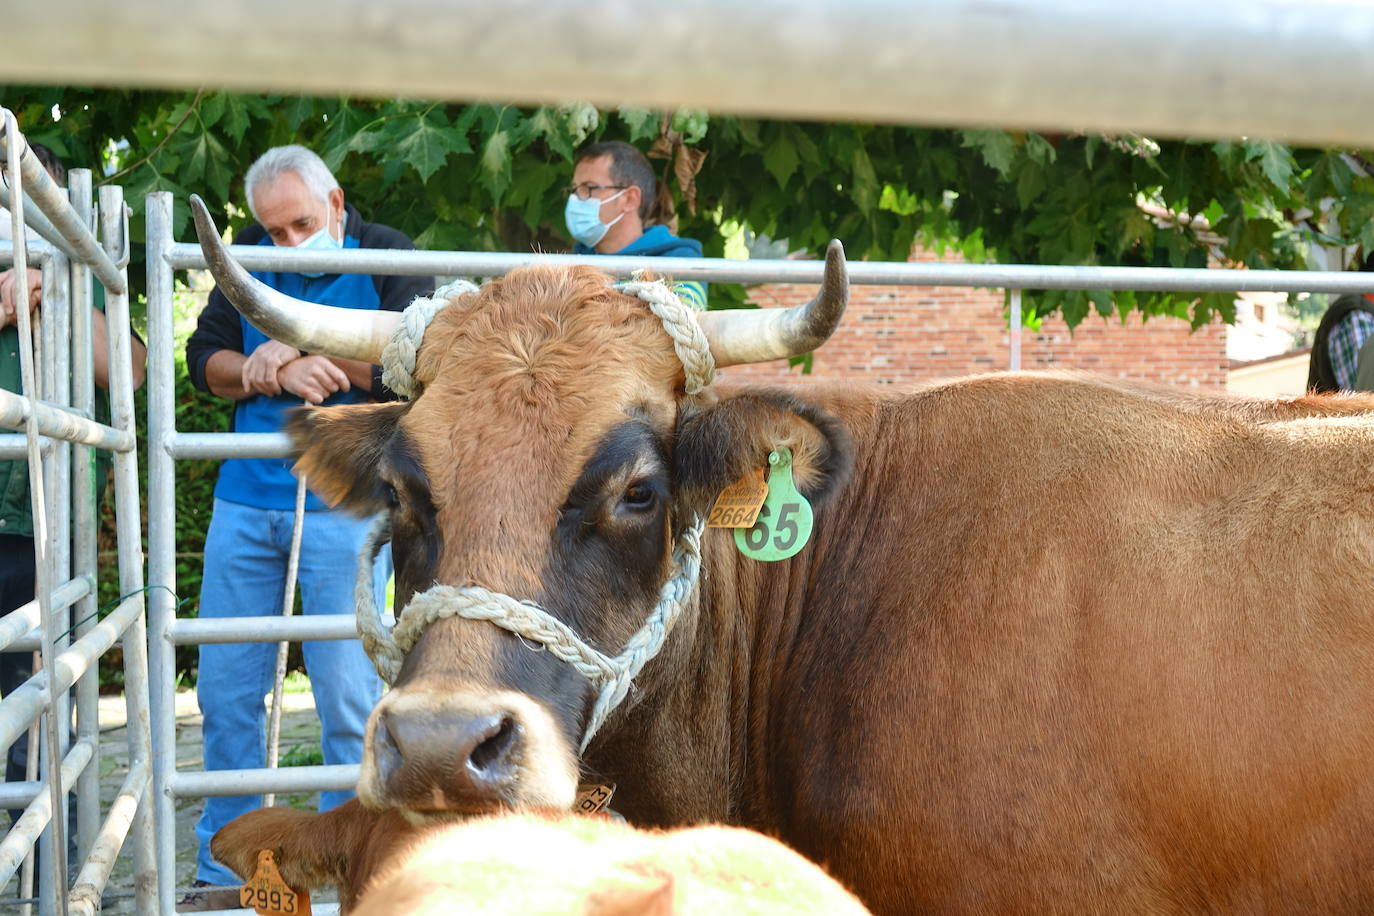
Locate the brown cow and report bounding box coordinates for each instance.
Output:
[211,802,871,914]
[192,195,1374,914]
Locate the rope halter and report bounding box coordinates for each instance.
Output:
[362,276,714,750]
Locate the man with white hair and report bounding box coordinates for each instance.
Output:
[182,145,433,909]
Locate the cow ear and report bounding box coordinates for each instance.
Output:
[210,806,348,892]
[286,401,410,515]
[673,391,852,516]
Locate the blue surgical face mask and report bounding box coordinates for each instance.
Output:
[291,214,341,278]
[565,189,626,248]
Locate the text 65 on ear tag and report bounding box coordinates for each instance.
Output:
[735,448,813,562]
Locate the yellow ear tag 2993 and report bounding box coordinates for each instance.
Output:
[734,448,813,561]
[240,849,311,916]
[707,467,768,528]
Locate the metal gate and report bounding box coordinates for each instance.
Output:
[0,111,156,914]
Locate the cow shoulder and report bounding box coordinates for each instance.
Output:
[673,388,852,514]
[285,401,410,513]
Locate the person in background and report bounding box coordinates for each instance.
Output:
[565,140,708,310]
[181,144,433,911]
[1307,251,1374,392]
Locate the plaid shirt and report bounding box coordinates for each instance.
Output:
[1328,308,1374,390]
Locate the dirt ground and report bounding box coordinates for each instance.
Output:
[0,684,342,914]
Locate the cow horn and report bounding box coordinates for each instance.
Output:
[190,194,400,364]
[697,239,848,367]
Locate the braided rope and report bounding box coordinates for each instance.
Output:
[616,279,716,394]
[356,518,705,750]
[380,279,478,398]
[360,273,716,748]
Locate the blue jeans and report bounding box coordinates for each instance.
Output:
[194,498,389,885]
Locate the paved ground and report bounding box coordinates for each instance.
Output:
[0,681,341,913]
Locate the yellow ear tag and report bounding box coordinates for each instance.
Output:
[240,849,312,916]
[707,466,769,528]
[734,448,813,562]
[575,782,618,817]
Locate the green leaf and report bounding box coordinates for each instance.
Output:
[851,145,878,215]
[1246,141,1293,190]
[1016,163,1046,208]
[1024,133,1057,167]
[618,106,659,144]
[763,134,799,187]
[670,107,709,144]
[961,129,1016,178]
[480,129,513,202]
[282,97,316,131]
[393,110,470,183]
[1088,289,1114,318]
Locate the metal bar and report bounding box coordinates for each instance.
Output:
[0,239,55,267]
[0,185,81,260]
[0,435,55,460]
[4,2,1374,146]
[0,594,141,756]
[1009,289,1022,371]
[167,242,1374,295]
[143,191,180,916]
[0,738,95,891]
[0,390,135,451]
[67,757,150,916]
[97,183,158,914]
[167,614,365,645]
[265,476,309,808]
[169,431,291,460]
[0,577,92,652]
[67,167,99,870]
[5,105,69,916]
[0,115,125,295]
[172,764,359,798]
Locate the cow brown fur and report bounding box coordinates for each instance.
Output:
[284,264,1374,914]
[211,801,871,915]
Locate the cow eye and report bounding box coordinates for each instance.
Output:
[620,483,656,511]
[380,481,400,509]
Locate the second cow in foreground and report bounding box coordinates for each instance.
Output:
[195,195,1374,914]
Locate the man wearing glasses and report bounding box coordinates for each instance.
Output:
[564,141,707,310]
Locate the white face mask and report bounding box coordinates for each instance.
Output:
[565,188,626,247]
[289,210,341,277]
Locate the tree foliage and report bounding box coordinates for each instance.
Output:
[3,86,1373,326]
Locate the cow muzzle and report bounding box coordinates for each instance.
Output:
[357,686,579,817]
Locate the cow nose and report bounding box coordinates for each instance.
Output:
[373,708,522,808]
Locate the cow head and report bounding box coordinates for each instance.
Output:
[191,196,852,819]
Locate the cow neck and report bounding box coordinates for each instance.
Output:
[358,276,718,751]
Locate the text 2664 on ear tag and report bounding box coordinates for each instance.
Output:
[240,849,311,916]
[707,467,768,528]
[735,448,813,562]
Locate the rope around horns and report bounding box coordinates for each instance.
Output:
[362,277,714,749]
[379,276,715,399]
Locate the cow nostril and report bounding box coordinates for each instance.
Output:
[468,715,518,777]
[374,713,403,783]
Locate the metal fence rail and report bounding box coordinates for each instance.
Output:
[0,110,155,916]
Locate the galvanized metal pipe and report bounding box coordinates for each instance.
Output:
[0,114,124,296]
[168,614,367,645]
[167,242,1374,295]
[0,738,95,891]
[0,185,81,261]
[0,594,142,756]
[169,431,292,460]
[67,757,150,916]
[68,168,100,868]
[4,2,1374,147]
[172,764,359,798]
[143,191,180,915]
[0,578,92,652]
[97,183,157,914]
[0,390,134,452]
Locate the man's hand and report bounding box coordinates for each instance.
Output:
[0,268,42,328]
[240,340,302,397]
[277,355,350,404]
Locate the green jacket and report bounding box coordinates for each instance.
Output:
[0,288,113,539]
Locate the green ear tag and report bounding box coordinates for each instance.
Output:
[734,448,813,561]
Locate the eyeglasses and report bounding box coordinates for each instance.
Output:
[564,182,629,200]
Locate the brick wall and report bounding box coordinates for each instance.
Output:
[719,247,1228,390]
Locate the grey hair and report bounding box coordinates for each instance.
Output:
[243,145,340,221]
